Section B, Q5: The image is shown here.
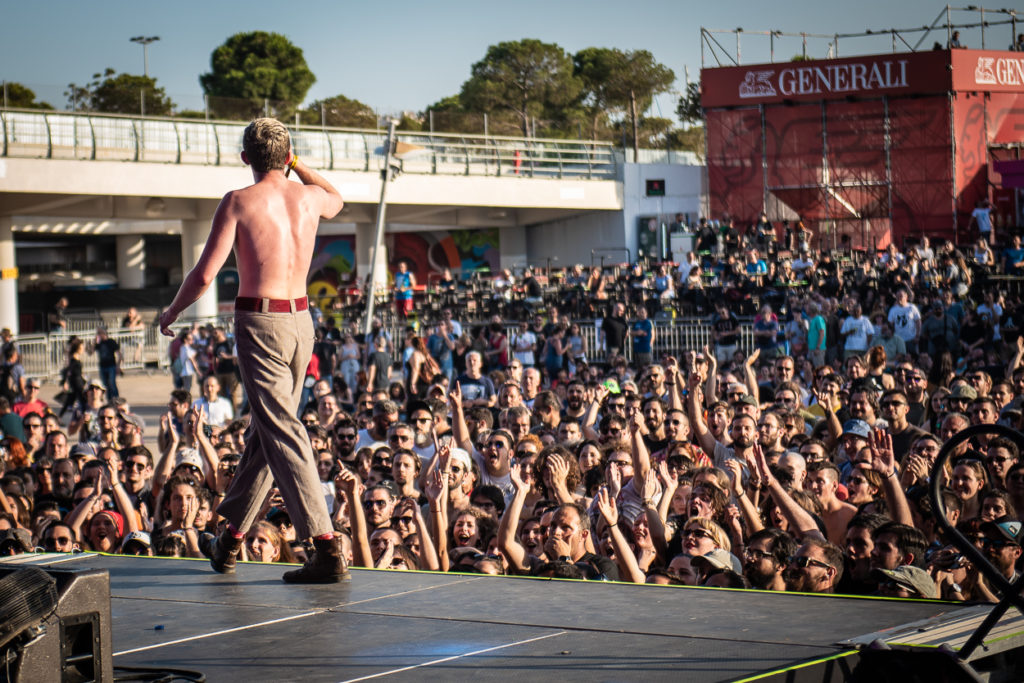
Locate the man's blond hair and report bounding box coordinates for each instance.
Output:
[242,118,290,172]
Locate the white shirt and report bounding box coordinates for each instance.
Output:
[192,396,234,427]
[511,330,537,366]
[888,303,922,342]
[841,316,875,351]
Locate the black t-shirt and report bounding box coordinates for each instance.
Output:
[602,316,628,350]
[95,339,120,368]
[368,351,391,391]
[314,340,336,372]
[711,312,740,346]
[214,340,237,375]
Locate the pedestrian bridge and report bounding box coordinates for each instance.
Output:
[0,109,624,229]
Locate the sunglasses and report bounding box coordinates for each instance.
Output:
[789,555,832,570]
[682,528,712,540]
[362,499,389,509]
[394,515,415,524]
[335,433,357,440]
[744,548,774,562]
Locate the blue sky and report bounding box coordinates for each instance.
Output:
[3,1,1013,120]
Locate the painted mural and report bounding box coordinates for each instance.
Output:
[307,235,356,303]
[388,229,501,284]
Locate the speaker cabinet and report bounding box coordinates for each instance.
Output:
[0,565,113,683]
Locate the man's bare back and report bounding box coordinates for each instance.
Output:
[159,145,342,334]
[229,176,331,300]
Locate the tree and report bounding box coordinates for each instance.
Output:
[1,82,54,110]
[64,68,173,115]
[460,39,581,136]
[301,94,376,128]
[200,31,315,120]
[676,81,703,126]
[574,48,674,148]
[666,125,705,160]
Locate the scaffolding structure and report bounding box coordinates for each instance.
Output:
[700,7,1024,250]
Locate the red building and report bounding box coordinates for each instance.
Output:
[701,49,1024,249]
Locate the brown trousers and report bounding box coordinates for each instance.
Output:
[217,309,332,539]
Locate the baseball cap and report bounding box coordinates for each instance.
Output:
[175,447,204,471]
[26,377,41,389]
[121,530,152,550]
[70,442,97,459]
[737,395,759,408]
[449,447,472,472]
[982,518,1024,546]
[949,384,978,401]
[0,528,33,554]
[691,548,744,575]
[87,379,106,392]
[842,419,872,439]
[121,413,146,431]
[872,565,938,599]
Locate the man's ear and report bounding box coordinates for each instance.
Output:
[240,151,249,166]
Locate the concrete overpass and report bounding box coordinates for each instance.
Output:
[0,109,702,332]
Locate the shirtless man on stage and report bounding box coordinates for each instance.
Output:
[159,118,347,583]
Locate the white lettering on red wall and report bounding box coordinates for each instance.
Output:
[739,60,909,99]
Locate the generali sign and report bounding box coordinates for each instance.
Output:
[702,49,1024,108]
[955,50,1024,91]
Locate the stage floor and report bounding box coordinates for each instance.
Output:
[5,553,974,682]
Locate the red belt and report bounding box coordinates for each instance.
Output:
[235,296,308,313]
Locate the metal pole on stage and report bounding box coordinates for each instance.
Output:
[362,119,398,338]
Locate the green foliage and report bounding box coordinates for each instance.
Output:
[676,81,702,125]
[300,94,376,128]
[199,31,315,120]
[395,112,423,131]
[574,47,674,143]
[64,68,173,115]
[460,39,581,136]
[665,125,705,159]
[1,82,54,109]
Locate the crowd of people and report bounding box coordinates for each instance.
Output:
[2,228,1024,604]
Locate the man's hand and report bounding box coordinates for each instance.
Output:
[159,309,178,338]
[867,428,897,478]
[595,487,618,527]
[724,458,745,498]
[510,462,528,493]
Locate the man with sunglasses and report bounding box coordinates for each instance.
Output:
[785,538,843,594]
[332,419,359,467]
[880,389,926,463]
[13,378,46,418]
[980,518,1023,597]
[744,528,796,591]
[362,485,396,531]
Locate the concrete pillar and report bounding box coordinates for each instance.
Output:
[116,234,146,289]
[0,217,18,335]
[355,221,388,291]
[180,220,218,320]
[499,225,527,271]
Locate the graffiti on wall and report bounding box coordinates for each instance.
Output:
[388,229,501,283]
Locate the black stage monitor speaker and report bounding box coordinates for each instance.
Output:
[0,564,113,683]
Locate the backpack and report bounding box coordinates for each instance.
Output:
[0,364,17,403]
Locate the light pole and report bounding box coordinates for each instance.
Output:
[129,36,160,77]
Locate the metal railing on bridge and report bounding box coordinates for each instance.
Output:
[0,109,619,180]
[14,317,755,384]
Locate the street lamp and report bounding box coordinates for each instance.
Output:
[129,36,160,77]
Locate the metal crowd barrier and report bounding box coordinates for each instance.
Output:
[14,317,755,383]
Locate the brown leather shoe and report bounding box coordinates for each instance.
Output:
[204,528,243,574]
[282,536,351,584]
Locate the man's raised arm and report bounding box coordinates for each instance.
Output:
[289,154,344,219]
